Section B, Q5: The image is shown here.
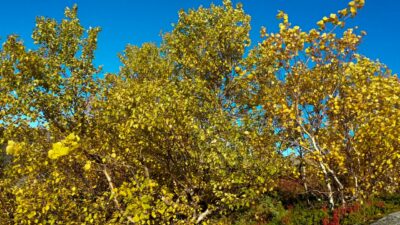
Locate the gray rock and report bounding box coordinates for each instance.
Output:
[371,211,400,225]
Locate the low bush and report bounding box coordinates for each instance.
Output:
[224,193,400,225]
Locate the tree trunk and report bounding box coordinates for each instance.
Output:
[319,162,335,210]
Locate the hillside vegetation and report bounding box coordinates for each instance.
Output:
[1,0,399,224]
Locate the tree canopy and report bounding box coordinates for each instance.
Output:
[1,0,399,224]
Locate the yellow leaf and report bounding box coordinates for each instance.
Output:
[317,20,325,30]
[350,6,357,16]
[84,161,91,171]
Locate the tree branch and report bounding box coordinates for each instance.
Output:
[196,209,211,224]
[103,166,136,224]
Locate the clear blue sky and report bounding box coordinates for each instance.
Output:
[1,0,399,74]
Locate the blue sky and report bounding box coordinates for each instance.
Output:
[1,0,399,74]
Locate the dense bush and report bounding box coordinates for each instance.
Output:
[1,0,399,224]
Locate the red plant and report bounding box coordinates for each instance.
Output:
[322,217,329,225]
[321,203,362,225]
[347,202,361,214]
[329,209,340,225]
[374,201,385,209]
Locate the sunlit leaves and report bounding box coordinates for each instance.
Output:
[0,0,398,223]
[5,140,23,156]
[48,133,80,159]
[164,0,250,91]
[230,0,399,208]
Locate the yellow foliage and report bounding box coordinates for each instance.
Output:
[83,161,91,171]
[0,0,397,224]
[48,133,80,159]
[6,140,23,156]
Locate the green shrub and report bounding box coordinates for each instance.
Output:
[277,205,327,225]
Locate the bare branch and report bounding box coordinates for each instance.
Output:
[103,166,136,224]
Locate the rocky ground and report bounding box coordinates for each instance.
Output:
[371,211,400,225]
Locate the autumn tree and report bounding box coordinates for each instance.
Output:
[0,1,286,224]
[0,5,103,223]
[230,0,400,209]
[80,1,287,223]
